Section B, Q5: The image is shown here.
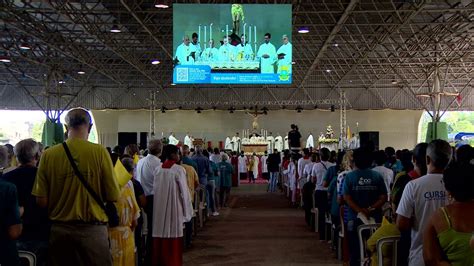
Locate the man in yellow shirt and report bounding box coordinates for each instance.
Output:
[32,108,120,266]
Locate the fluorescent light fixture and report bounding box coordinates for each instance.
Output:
[110,24,121,33]
[334,43,339,47]
[326,69,331,73]
[151,59,160,65]
[391,80,398,85]
[58,80,65,84]
[154,0,169,8]
[298,27,309,34]
[170,83,176,86]
[291,61,296,65]
[19,43,31,50]
[0,56,11,63]
[77,70,85,75]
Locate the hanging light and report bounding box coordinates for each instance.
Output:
[19,42,31,50]
[154,0,169,8]
[228,107,235,113]
[296,106,303,113]
[391,80,398,85]
[58,80,66,84]
[161,106,167,113]
[0,55,11,63]
[77,66,85,75]
[195,107,202,114]
[151,59,160,65]
[331,105,335,112]
[298,26,309,34]
[110,23,121,33]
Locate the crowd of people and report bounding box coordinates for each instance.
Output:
[0,108,234,266]
[1,109,473,266]
[272,127,474,266]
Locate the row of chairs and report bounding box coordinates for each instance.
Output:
[306,190,400,266]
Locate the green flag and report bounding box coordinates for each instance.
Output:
[41,119,64,147]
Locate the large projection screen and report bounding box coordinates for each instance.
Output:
[173,4,292,84]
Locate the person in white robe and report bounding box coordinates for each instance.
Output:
[250,153,259,182]
[284,135,289,150]
[168,133,179,145]
[266,132,275,153]
[231,133,241,152]
[174,35,196,65]
[256,33,277,73]
[219,36,235,62]
[152,145,193,265]
[249,134,258,143]
[201,39,219,62]
[224,136,232,150]
[288,158,297,204]
[237,152,248,183]
[236,35,254,61]
[306,133,314,149]
[184,133,192,148]
[260,151,268,180]
[191,32,202,62]
[276,34,292,75]
[274,134,283,152]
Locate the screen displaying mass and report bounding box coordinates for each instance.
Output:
[173,4,292,84]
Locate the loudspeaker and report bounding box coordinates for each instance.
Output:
[118,132,138,148]
[359,131,379,151]
[139,132,148,150]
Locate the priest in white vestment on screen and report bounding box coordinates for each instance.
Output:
[225,136,233,150]
[175,35,196,65]
[191,32,202,62]
[257,33,277,73]
[276,34,292,74]
[219,36,235,62]
[202,39,219,62]
[168,133,179,145]
[236,35,254,61]
[152,145,193,265]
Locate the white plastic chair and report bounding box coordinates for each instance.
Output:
[18,250,36,266]
[357,223,381,266]
[376,236,400,266]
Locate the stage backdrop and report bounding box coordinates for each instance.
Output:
[92,109,423,150]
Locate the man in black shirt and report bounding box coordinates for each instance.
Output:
[2,139,49,266]
[267,149,281,192]
[288,124,302,153]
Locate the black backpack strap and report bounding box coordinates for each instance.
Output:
[62,142,106,213]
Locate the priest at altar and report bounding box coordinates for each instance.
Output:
[225,136,233,150]
[168,133,179,145]
[306,133,314,149]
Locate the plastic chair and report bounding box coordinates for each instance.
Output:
[338,206,345,261]
[18,250,36,266]
[325,212,332,240]
[357,223,381,266]
[298,178,307,207]
[376,236,400,266]
[310,190,318,233]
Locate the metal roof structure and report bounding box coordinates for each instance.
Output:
[1,0,473,113]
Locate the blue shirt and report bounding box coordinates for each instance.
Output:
[342,169,387,221]
[191,154,211,186]
[182,156,198,172]
[0,179,21,266]
[218,161,234,188]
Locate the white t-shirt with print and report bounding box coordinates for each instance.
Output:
[396,173,448,266]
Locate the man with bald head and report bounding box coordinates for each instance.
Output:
[32,108,120,266]
[174,35,196,65]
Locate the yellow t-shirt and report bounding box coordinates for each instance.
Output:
[367,217,400,266]
[32,138,120,222]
